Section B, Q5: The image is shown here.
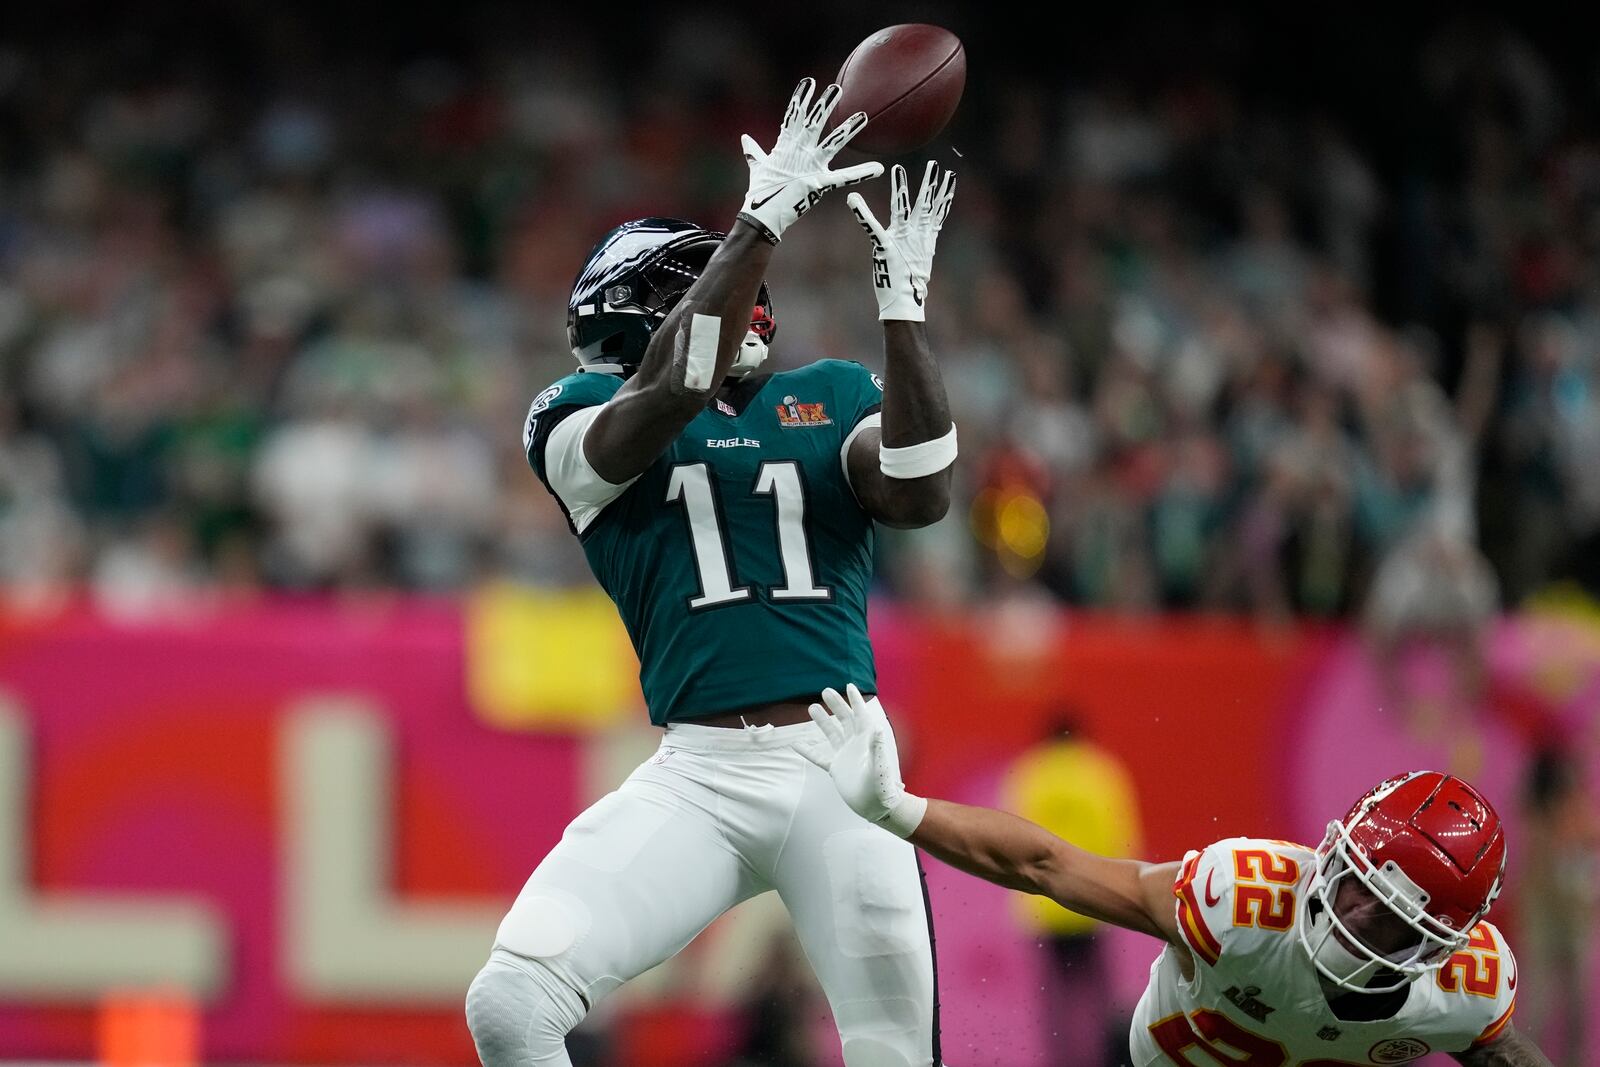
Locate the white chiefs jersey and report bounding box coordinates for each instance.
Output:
[1129,837,1517,1065]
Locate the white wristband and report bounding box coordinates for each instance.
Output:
[879,794,928,838]
[879,424,957,479]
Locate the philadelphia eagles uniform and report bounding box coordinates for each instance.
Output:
[522,359,883,722]
[470,358,941,1067]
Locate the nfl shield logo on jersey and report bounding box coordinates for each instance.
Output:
[1368,1038,1430,1063]
[1316,1025,1341,1042]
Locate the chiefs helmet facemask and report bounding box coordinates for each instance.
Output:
[1299,771,1506,994]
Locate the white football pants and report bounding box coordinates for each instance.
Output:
[466,713,942,1067]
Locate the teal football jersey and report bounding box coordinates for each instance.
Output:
[524,360,884,724]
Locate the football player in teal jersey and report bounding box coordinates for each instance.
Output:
[466,80,960,1067]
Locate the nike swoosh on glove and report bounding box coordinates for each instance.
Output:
[738,79,884,244]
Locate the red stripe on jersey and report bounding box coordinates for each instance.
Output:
[1472,997,1516,1047]
[1173,853,1222,966]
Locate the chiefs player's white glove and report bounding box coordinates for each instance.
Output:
[803,684,927,838]
[847,160,956,322]
[739,79,883,244]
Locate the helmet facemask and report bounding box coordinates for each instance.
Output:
[730,299,778,378]
[1298,818,1476,994]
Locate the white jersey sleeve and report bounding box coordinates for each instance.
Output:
[539,405,640,534]
[1171,842,1229,971]
[1172,836,1306,974]
[1426,920,1518,1053]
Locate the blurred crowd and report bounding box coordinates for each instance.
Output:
[2,8,1599,623]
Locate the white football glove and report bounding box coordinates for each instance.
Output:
[739,79,883,244]
[802,684,927,838]
[847,160,957,322]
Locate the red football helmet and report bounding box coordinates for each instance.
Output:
[1299,771,1506,993]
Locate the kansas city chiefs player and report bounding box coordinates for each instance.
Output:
[803,685,1554,1066]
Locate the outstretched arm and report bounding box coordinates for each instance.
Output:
[803,685,1181,947]
[1451,1026,1554,1066]
[844,163,958,528]
[584,80,881,484]
[911,797,1181,943]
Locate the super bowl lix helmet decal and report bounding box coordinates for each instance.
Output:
[567,217,775,377]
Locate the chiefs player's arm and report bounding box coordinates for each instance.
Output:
[1451,1025,1555,1066]
[908,798,1184,945]
[583,224,775,484]
[845,322,954,529]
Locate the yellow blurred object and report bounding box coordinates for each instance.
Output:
[1524,580,1600,625]
[997,492,1049,578]
[466,582,642,731]
[1002,735,1143,936]
[969,487,1003,549]
[971,488,1051,579]
[98,988,199,1067]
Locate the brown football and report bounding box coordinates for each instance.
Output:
[829,24,966,154]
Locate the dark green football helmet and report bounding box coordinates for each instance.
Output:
[566,217,775,374]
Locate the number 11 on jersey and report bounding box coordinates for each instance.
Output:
[666,462,830,610]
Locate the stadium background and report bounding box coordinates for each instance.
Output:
[1,4,1597,1066]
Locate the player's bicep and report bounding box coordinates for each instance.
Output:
[1138,860,1186,947]
[843,416,951,529]
[843,415,886,508]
